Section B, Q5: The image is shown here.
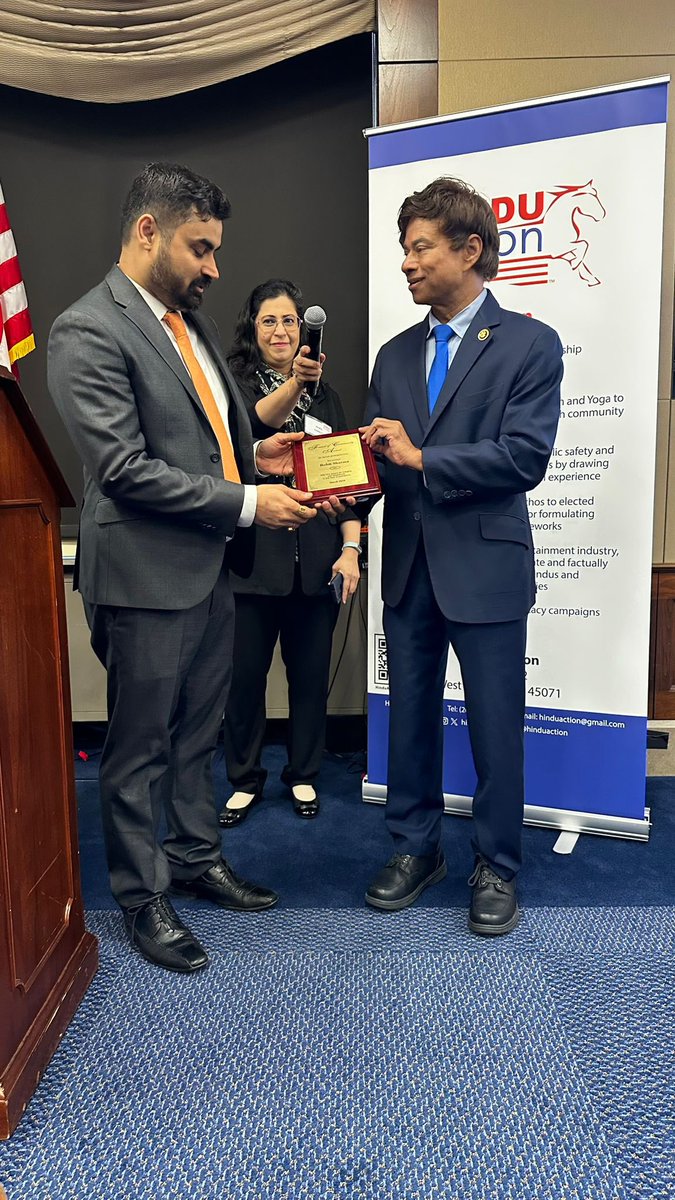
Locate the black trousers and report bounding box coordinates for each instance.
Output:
[223,583,339,794]
[84,569,233,909]
[383,545,527,880]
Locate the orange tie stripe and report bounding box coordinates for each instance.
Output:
[163,310,240,483]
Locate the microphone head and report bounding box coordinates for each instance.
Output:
[304,305,327,330]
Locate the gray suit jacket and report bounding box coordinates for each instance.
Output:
[48,265,255,610]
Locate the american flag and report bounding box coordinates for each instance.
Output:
[0,182,35,373]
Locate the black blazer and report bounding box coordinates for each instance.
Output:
[230,375,357,597]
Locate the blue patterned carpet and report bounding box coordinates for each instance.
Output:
[1,748,674,1198]
[1,906,673,1199]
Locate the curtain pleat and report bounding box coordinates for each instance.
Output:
[0,1,375,102]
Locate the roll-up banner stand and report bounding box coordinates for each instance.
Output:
[364,78,668,842]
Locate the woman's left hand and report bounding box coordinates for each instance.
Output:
[331,546,360,603]
[314,493,358,516]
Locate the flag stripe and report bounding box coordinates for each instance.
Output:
[5,307,33,344]
[0,254,22,293]
[497,271,549,280]
[0,227,17,262]
[497,268,549,276]
[498,256,550,265]
[0,324,10,371]
[497,272,549,280]
[0,203,10,238]
[0,279,29,321]
[497,262,549,272]
[498,262,549,272]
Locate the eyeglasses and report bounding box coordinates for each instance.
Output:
[256,315,300,331]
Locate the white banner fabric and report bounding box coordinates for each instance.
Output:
[365,80,668,829]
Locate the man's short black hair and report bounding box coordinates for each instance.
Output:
[120,162,231,243]
[398,177,500,280]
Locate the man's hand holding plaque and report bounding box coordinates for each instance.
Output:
[291,429,381,512]
[359,417,423,472]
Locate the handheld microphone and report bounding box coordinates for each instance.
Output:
[303,305,326,399]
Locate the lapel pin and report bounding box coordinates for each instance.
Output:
[477,328,490,342]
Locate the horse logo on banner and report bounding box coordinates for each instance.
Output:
[493,181,607,288]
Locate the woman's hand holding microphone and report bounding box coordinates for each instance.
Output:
[291,345,325,389]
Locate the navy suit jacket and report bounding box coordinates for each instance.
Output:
[365,290,563,623]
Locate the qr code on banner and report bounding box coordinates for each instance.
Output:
[374,634,388,683]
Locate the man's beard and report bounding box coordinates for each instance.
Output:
[150,245,209,311]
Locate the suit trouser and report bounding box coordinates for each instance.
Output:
[383,544,527,880]
[223,582,339,794]
[84,569,233,909]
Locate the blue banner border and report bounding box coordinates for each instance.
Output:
[368,82,668,170]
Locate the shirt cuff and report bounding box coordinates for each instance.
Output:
[238,485,257,527]
[253,439,271,478]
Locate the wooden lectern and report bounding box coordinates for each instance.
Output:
[0,367,97,1139]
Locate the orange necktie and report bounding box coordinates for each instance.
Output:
[163,310,241,483]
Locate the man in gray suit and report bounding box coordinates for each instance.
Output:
[49,163,318,973]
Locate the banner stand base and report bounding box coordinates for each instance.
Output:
[552,830,580,855]
[362,780,651,843]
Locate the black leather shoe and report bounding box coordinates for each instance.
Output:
[289,783,319,820]
[218,788,263,828]
[170,859,278,912]
[123,896,209,973]
[365,851,446,911]
[468,860,520,936]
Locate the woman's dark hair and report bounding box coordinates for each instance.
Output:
[228,279,304,382]
[398,176,500,280]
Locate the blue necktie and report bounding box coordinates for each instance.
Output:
[427,324,454,413]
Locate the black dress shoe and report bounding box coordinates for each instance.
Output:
[365,851,446,911]
[123,896,209,973]
[218,788,263,828]
[289,783,319,819]
[468,860,520,936]
[170,859,278,912]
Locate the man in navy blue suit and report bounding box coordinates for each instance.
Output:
[360,177,563,934]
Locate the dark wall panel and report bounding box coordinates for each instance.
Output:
[0,35,373,533]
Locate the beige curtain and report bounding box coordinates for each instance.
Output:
[0,1,375,103]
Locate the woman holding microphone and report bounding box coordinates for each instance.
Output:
[219,279,361,824]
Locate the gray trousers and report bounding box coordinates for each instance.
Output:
[84,569,233,909]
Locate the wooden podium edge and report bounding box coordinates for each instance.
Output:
[0,929,98,1140]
